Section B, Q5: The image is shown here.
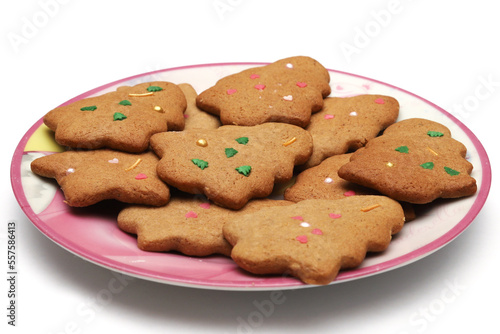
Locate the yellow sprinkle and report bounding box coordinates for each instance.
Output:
[153,105,164,113]
[283,137,297,147]
[128,92,154,97]
[427,147,439,156]
[125,158,142,171]
[196,139,208,147]
[386,162,394,167]
[361,204,381,212]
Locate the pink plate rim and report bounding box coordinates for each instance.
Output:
[10,62,492,290]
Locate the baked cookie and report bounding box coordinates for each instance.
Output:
[117,196,292,257]
[223,196,405,285]
[303,95,399,168]
[30,149,170,207]
[178,83,221,130]
[150,123,313,209]
[285,153,416,221]
[338,118,477,204]
[285,153,376,202]
[196,56,331,127]
[44,81,187,152]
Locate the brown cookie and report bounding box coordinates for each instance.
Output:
[285,153,376,202]
[285,153,416,221]
[303,95,399,168]
[178,83,222,130]
[30,149,169,207]
[44,81,187,152]
[196,56,331,127]
[223,196,405,285]
[338,118,477,204]
[150,123,313,209]
[117,196,292,257]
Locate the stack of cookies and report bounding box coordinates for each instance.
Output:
[30,56,477,285]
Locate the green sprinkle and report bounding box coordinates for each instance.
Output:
[444,166,460,176]
[235,137,249,145]
[395,146,409,154]
[113,112,127,121]
[235,165,251,176]
[420,162,435,170]
[192,159,209,170]
[80,105,97,111]
[427,131,444,137]
[119,100,132,106]
[225,148,238,158]
[147,86,163,92]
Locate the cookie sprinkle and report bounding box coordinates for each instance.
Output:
[386,162,394,167]
[324,177,333,184]
[192,159,209,170]
[361,204,381,212]
[147,86,163,92]
[235,165,251,176]
[125,158,142,171]
[444,166,460,176]
[196,139,208,147]
[113,112,127,121]
[283,137,297,147]
[128,92,154,97]
[296,235,308,243]
[153,105,164,113]
[427,147,439,156]
[80,105,97,111]
[395,146,409,154]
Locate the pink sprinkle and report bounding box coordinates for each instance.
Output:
[344,190,356,197]
[250,74,260,79]
[374,98,385,104]
[227,89,237,95]
[296,235,308,244]
[296,82,307,88]
[324,114,334,120]
[329,213,342,219]
[183,114,189,118]
[135,173,147,180]
[185,211,198,218]
[254,84,266,90]
[291,216,304,221]
[311,229,323,235]
[108,158,119,163]
[199,202,211,209]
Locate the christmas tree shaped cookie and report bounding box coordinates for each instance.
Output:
[196,56,331,127]
[338,118,477,204]
[149,123,313,209]
[223,196,405,285]
[118,196,292,257]
[44,81,187,152]
[30,149,170,207]
[303,94,399,168]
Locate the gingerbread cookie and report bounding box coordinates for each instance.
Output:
[150,123,313,209]
[44,81,187,152]
[338,118,477,204]
[178,83,222,130]
[285,153,416,221]
[285,153,376,202]
[196,56,331,127]
[30,149,170,207]
[118,195,292,257]
[303,94,399,168]
[223,196,405,285]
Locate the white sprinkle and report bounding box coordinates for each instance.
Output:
[349,111,358,116]
[300,222,310,227]
[286,63,293,69]
[324,177,333,184]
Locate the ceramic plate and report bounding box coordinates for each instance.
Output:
[11,63,491,290]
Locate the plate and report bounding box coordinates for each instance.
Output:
[11,63,491,290]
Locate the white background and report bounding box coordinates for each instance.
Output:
[1,0,498,333]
